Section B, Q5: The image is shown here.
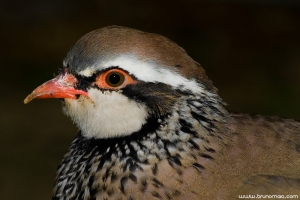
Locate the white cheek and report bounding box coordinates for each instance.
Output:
[63,88,149,139]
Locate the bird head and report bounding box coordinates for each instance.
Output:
[24,26,219,139]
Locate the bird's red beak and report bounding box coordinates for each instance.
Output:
[24,72,89,104]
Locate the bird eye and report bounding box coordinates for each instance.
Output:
[105,72,125,87]
[95,69,136,89]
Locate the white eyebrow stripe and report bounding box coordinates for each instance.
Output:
[78,55,205,94]
[78,68,94,77]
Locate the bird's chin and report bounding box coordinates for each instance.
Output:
[61,89,149,139]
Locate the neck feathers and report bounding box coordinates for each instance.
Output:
[53,92,228,199]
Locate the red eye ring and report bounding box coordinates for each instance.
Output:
[95,69,136,89]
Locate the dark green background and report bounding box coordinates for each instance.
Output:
[1,1,300,199]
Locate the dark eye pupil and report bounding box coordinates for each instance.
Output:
[109,73,120,84]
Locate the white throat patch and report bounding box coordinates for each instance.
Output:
[63,88,148,139]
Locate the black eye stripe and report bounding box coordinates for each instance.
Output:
[74,73,97,91]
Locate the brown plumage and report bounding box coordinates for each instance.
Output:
[24,26,300,200]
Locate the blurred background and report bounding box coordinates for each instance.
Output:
[1,0,300,199]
